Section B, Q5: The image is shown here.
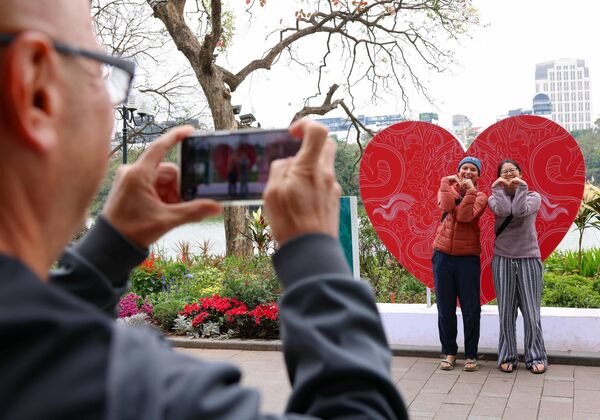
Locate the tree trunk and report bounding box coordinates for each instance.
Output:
[197,69,252,257]
[223,206,252,256]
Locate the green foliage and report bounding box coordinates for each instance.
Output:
[90,156,121,217]
[334,139,362,201]
[220,256,281,308]
[358,210,428,303]
[572,128,600,184]
[545,248,600,278]
[542,273,600,308]
[152,299,187,331]
[129,266,163,298]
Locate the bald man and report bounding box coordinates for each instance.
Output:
[0,1,407,419]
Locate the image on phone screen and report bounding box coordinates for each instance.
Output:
[180,128,300,204]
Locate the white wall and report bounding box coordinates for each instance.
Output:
[377,304,600,353]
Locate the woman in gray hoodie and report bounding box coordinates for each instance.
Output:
[488,159,547,374]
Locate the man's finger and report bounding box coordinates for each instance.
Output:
[165,200,223,227]
[155,163,179,186]
[289,119,328,169]
[319,138,337,170]
[137,125,195,169]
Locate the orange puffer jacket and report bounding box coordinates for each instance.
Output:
[432,178,488,256]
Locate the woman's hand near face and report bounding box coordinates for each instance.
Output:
[510,177,527,187]
[492,177,509,188]
[462,178,475,191]
[444,175,460,184]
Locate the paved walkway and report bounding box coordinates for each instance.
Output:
[176,348,600,419]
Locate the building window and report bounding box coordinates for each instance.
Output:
[565,114,570,122]
[573,113,577,121]
[550,73,555,81]
[571,81,575,90]
[578,92,583,100]
[565,103,570,112]
[585,92,589,100]
[571,92,576,100]
[571,71,575,79]
[585,103,590,111]
[578,71,583,78]
[579,103,583,111]
[557,72,562,81]
[585,81,589,89]
[557,83,562,91]
[558,103,563,112]
[563,71,568,80]
[551,93,555,101]
[544,83,548,91]
[578,81,582,89]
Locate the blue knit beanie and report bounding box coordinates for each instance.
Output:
[457,156,482,175]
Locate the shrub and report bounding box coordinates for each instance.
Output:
[542,273,600,308]
[117,313,153,328]
[152,299,188,331]
[220,256,281,307]
[358,210,428,303]
[130,253,164,297]
[117,293,153,318]
[178,295,279,339]
[545,248,600,278]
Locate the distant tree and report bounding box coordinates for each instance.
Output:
[571,128,600,184]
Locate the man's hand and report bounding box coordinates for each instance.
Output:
[102,126,222,248]
[263,119,342,246]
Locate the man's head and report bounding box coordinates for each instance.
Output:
[0,0,118,272]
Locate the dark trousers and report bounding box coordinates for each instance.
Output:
[432,250,481,359]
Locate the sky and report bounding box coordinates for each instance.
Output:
[217,0,600,132]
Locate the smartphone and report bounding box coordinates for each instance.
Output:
[180,128,301,205]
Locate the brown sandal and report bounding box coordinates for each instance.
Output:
[499,363,515,373]
[464,359,479,372]
[530,364,546,374]
[439,356,456,371]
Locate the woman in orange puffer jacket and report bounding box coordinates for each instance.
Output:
[432,156,488,373]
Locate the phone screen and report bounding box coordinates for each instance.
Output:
[180,128,301,204]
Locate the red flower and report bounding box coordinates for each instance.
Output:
[248,302,278,325]
[179,302,200,317]
[191,311,209,327]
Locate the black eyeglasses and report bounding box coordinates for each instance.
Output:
[0,33,135,106]
[500,168,518,176]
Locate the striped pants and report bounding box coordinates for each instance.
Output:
[491,256,547,368]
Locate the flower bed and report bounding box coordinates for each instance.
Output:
[118,292,278,339]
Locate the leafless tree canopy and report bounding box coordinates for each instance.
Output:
[94,0,479,256]
[92,0,211,155]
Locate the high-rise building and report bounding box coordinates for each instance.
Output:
[535,58,593,131]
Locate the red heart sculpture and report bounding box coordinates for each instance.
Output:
[212,144,258,180]
[359,115,585,304]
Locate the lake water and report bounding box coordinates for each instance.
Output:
[155,220,600,258]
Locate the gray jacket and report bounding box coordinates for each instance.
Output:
[0,217,407,419]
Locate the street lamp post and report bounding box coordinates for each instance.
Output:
[117,92,153,164]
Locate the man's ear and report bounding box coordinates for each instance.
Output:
[0,32,62,153]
